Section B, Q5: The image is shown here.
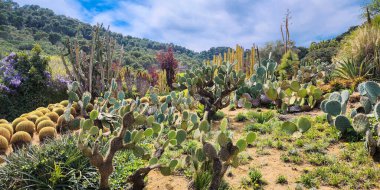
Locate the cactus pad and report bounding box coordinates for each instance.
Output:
[334,115,352,133]
[281,121,298,134]
[297,117,311,133]
[325,100,341,116]
[352,114,370,135]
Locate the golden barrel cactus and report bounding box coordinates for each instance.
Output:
[10,131,32,150]
[37,120,55,133]
[38,127,57,141]
[0,127,11,142]
[0,124,13,134]
[15,121,35,136]
[45,112,59,123]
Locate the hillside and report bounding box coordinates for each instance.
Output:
[0,0,201,68]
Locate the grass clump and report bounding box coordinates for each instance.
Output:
[276,175,288,185]
[241,168,267,189]
[234,112,247,122]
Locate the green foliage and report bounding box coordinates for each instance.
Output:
[241,168,267,189]
[278,50,299,80]
[276,175,288,185]
[234,112,247,122]
[246,110,275,124]
[0,135,98,190]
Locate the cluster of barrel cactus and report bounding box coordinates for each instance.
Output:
[176,61,245,120]
[188,118,256,190]
[0,97,90,156]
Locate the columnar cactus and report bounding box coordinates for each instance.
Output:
[176,62,245,120]
[61,24,123,98]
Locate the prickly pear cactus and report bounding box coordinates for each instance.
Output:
[334,115,352,133]
[176,62,245,120]
[352,114,370,135]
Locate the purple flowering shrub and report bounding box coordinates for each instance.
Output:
[0,45,68,120]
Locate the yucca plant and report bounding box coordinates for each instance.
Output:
[334,57,374,80]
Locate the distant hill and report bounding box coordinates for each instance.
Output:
[0,0,203,69]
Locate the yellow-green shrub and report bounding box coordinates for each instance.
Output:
[37,120,55,133]
[38,127,57,141]
[15,121,35,136]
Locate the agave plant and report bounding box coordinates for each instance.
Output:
[334,57,373,80]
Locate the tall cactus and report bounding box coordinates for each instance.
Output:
[61,24,123,97]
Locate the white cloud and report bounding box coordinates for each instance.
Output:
[13,0,365,51]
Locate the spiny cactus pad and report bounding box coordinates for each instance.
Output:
[297,117,311,133]
[360,96,372,114]
[325,100,341,116]
[374,102,380,121]
[352,114,370,135]
[281,121,298,134]
[334,115,352,133]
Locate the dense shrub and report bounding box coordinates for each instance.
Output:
[334,24,380,80]
[0,135,98,189]
[0,45,68,120]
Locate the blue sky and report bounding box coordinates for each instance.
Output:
[14,0,368,52]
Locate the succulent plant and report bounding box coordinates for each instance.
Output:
[360,96,372,114]
[0,135,8,153]
[176,61,245,120]
[10,131,32,150]
[11,117,28,129]
[0,119,8,124]
[15,121,35,136]
[36,120,56,133]
[352,113,370,135]
[45,112,59,123]
[38,127,57,141]
[374,102,380,121]
[0,124,13,135]
[188,117,256,190]
[334,115,353,133]
[0,128,11,142]
[281,117,312,135]
[35,116,51,127]
[53,107,65,116]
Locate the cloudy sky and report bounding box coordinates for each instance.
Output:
[14,0,368,51]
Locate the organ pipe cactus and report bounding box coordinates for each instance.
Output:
[61,24,123,98]
[176,62,245,120]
